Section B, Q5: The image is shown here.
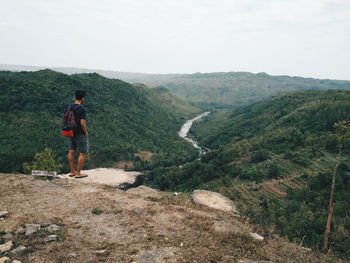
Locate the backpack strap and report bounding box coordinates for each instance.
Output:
[69,103,82,113]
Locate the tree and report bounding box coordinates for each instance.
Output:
[323,120,350,252]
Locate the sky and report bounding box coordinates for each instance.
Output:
[0,0,349,80]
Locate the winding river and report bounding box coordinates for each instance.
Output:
[178,112,210,152]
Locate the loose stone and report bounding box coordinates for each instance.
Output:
[45,235,57,242]
[15,227,26,235]
[95,249,107,254]
[0,257,11,263]
[25,224,41,236]
[38,220,52,227]
[47,224,60,232]
[2,233,13,240]
[0,211,8,218]
[0,241,13,254]
[10,245,26,256]
[239,260,273,263]
[250,232,264,241]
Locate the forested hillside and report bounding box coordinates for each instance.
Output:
[145,90,350,257]
[0,70,199,173]
[3,65,350,110]
[133,84,201,120]
[127,72,350,109]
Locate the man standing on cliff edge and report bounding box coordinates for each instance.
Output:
[67,90,89,178]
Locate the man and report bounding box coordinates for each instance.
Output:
[67,90,89,178]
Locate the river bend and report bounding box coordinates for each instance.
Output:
[178,112,210,152]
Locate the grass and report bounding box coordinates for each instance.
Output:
[112,209,123,214]
[92,208,103,215]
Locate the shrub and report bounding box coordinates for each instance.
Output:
[23,147,62,174]
[251,150,269,163]
[267,163,280,179]
[92,208,103,215]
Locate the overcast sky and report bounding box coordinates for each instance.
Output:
[0,0,349,79]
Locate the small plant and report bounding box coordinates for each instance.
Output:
[92,208,103,215]
[0,229,5,245]
[23,147,62,174]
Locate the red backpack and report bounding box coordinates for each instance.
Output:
[61,105,78,137]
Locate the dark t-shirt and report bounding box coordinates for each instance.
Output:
[70,103,87,136]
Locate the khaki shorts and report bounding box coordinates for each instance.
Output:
[69,134,89,153]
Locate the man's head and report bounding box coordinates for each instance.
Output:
[75,90,86,103]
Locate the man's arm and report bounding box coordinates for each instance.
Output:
[80,119,89,136]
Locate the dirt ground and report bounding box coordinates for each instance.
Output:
[0,174,346,263]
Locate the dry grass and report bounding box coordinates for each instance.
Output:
[114,160,135,169]
[134,151,154,161]
[0,173,347,263]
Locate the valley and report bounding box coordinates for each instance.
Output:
[1,67,350,260]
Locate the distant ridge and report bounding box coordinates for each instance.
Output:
[2,64,350,110]
[0,63,153,80]
[2,63,350,82]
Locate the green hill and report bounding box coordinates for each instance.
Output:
[128,72,350,109]
[0,70,199,173]
[3,65,350,110]
[133,84,201,120]
[190,90,350,148]
[145,90,350,256]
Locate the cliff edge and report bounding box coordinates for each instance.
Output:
[0,174,342,263]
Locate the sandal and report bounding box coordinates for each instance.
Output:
[69,172,76,177]
[74,174,88,178]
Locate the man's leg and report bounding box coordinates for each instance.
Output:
[67,150,76,175]
[76,152,86,176]
[75,134,88,178]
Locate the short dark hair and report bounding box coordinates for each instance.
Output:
[75,90,86,100]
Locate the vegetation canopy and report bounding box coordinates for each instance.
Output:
[145,90,350,257]
[0,70,199,173]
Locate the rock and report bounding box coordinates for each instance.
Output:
[0,241,13,253]
[12,260,22,263]
[126,185,161,198]
[95,249,107,254]
[60,168,143,188]
[38,220,52,226]
[250,232,264,241]
[0,257,10,263]
[137,248,175,263]
[47,224,60,232]
[239,260,273,263]
[132,208,143,214]
[0,211,8,218]
[45,235,57,242]
[9,246,26,256]
[25,224,41,236]
[15,227,26,235]
[118,174,144,190]
[192,190,239,214]
[2,233,13,240]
